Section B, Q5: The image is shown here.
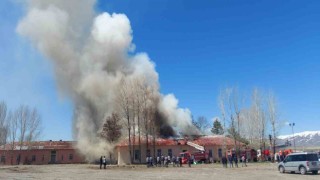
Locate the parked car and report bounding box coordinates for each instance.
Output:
[278,152,320,175]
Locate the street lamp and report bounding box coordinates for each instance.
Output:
[289,123,296,152]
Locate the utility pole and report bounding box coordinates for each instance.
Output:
[289,123,296,152]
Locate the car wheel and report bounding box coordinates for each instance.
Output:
[312,171,318,175]
[279,166,285,173]
[299,166,306,175]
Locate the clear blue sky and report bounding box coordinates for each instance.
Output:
[1,0,319,140]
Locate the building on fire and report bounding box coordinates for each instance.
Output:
[0,136,246,165]
[116,135,245,165]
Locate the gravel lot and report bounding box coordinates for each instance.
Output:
[0,163,319,180]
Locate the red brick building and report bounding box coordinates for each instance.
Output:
[0,141,85,165]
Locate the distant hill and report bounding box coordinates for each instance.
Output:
[278,131,320,147]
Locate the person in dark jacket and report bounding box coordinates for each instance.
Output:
[172,156,176,167]
[234,156,238,168]
[188,156,193,167]
[103,156,107,169]
[222,156,227,168]
[99,156,103,169]
[228,155,233,168]
[179,156,183,167]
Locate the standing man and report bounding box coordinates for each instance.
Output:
[222,156,227,168]
[157,156,160,167]
[228,155,233,168]
[150,156,153,167]
[99,156,103,169]
[103,156,107,169]
[188,156,192,167]
[234,155,238,168]
[146,156,149,168]
[172,156,176,167]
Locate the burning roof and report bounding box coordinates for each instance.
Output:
[116,135,244,147]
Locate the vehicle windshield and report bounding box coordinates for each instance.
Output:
[306,154,319,161]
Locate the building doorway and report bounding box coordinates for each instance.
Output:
[50,151,56,163]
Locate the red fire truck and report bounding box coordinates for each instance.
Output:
[179,151,208,164]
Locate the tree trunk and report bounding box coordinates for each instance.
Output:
[127,115,132,164]
[237,113,240,157]
[153,126,156,159]
[138,113,141,163]
[132,116,135,164]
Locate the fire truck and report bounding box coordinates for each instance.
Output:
[178,141,209,164]
[241,148,257,162]
[179,151,208,164]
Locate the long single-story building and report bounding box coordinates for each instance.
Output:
[116,135,244,165]
[0,136,245,166]
[0,141,85,165]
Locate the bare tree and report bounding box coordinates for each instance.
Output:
[117,78,133,164]
[232,87,243,156]
[220,87,240,152]
[133,78,149,163]
[7,111,17,150]
[14,105,42,164]
[135,80,159,159]
[0,101,8,145]
[141,83,151,156]
[129,81,137,163]
[267,92,281,160]
[251,88,268,160]
[148,86,159,159]
[26,108,42,145]
[218,88,231,155]
[17,105,29,152]
[192,116,210,135]
[7,111,18,164]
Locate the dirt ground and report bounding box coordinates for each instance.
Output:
[0,163,319,180]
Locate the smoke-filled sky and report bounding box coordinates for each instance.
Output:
[0,0,320,142]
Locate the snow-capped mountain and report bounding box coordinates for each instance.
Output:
[278,131,320,147]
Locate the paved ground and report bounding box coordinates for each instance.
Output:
[0,163,319,180]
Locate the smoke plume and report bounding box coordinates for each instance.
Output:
[17,0,197,160]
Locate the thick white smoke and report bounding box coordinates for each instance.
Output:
[17,0,196,160]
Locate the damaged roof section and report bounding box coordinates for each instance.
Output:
[117,135,244,147]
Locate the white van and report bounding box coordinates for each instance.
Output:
[278,152,320,175]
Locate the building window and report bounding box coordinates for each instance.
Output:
[218,149,222,158]
[157,149,161,157]
[134,150,140,161]
[209,149,213,158]
[69,154,73,160]
[32,155,36,162]
[168,149,172,157]
[1,155,5,163]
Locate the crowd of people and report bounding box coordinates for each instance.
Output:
[221,150,247,168]
[99,156,107,169]
[146,155,194,168]
[99,151,249,169]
